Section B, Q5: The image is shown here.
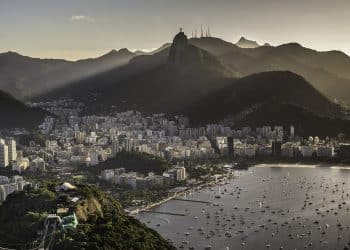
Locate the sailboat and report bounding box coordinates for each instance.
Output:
[215,186,222,199]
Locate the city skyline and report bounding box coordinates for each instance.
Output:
[1,0,350,60]
[2,1,350,249]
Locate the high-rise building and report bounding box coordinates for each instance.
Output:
[0,142,9,167]
[290,126,295,138]
[175,166,187,181]
[45,140,51,149]
[111,141,119,157]
[74,131,86,144]
[6,138,17,162]
[227,136,234,157]
[338,144,350,159]
[272,141,282,156]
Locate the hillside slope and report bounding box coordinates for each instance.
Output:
[38,34,350,137]
[40,32,235,115]
[233,103,350,137]
[0,90,46,129]
[0,183,174,250]
[190,38,350,104]
[182,71,348,136]
[0,49,137,100]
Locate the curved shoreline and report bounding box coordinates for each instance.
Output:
[127,177,232,215]
[128,162,350,215]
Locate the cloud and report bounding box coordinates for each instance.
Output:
[70,15,95,23]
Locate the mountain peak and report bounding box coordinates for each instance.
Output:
[238,36,248,42]
[236,36,260,48]
[172,31,188,46]
[108,49,118,54]
[118,48,132,54]
[0,51,23,58]
[168,31,190,70]
[275,43,304,52]
[279,42,302,48]
[103,48,132,56]
[96,48,134,61]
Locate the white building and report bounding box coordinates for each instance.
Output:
[29,157,46,172]
[0,142,9,167]
[6,138,17,162]
[244,146,256,157]
[164,166,187,182]
[12,157,30,173]
[101,169,115,181]
[300,146,314,157]
[282,145,294,157]
[290,126,295,138]
[85,150,99,166]
[316,145,334,158]
[0,175,27,201]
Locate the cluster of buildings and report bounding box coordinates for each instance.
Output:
[0,137,46,173]
[0,175,30,201]
[216,126,342,158]
[0,138,17,167]
[1,100,347,180]
[101,165,187,189]
[25,105,229,170]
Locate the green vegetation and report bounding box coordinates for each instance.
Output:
[84,151,170,175]
[0,186,56,245]
[18,131,47,146]
[0,182,174,250]
[105,184,170,208]
[187,164,226,180]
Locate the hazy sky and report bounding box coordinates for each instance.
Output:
[1,0,349,60]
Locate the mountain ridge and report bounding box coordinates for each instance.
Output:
[34,32,350,137]
[38,32,235,115]
[0,182,174,249]
[2,32,350,136]
[180,71,350,136]
[0,49,138,100]
[2,35,350,105]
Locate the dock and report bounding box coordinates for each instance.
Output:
[142,210,188,216]
[173,198,212,204]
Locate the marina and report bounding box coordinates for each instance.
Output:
[137,164,350,249]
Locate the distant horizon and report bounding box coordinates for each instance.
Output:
[1,33,349,61]
[1,0,350,60]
